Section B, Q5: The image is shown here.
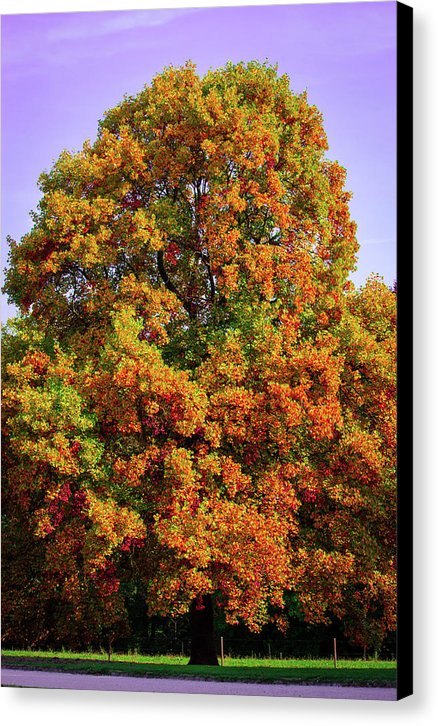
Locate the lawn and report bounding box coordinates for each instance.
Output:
[1,650,396,687]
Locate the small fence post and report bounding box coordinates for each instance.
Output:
[333,638,337,669]
[220,636,224,667]
[107,635,113,662]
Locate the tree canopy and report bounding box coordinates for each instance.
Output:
[2,61,396,655]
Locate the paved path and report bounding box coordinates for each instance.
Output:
[1,669,397,701]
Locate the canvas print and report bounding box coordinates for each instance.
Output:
[1,1,412,701]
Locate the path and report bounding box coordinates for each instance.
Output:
[1,668,397,700]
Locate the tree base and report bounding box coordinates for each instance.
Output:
[188,594,219,666]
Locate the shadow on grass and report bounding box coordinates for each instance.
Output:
[1,656,396,687]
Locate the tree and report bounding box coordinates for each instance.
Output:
[336,275,397,654]
[2,61,396,664]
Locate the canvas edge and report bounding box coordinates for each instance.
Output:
[395,0,413,703]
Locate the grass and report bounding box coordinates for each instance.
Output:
[1,649,396,687]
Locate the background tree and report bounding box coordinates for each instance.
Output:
[2,61,396,664]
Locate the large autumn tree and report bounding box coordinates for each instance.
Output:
[2,61,396,663]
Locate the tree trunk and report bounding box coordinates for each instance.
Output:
[188,594,219,665]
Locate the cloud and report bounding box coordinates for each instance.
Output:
[2,8,198,68]
[46,8,195,43]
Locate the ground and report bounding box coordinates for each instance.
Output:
[1,669,397,701]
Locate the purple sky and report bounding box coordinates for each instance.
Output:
[1,2,397,320]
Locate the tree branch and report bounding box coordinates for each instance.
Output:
[156,250,195,318]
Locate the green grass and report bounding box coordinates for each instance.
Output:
[1,649,396,687]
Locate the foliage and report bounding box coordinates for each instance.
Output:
[2,62,396,648]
